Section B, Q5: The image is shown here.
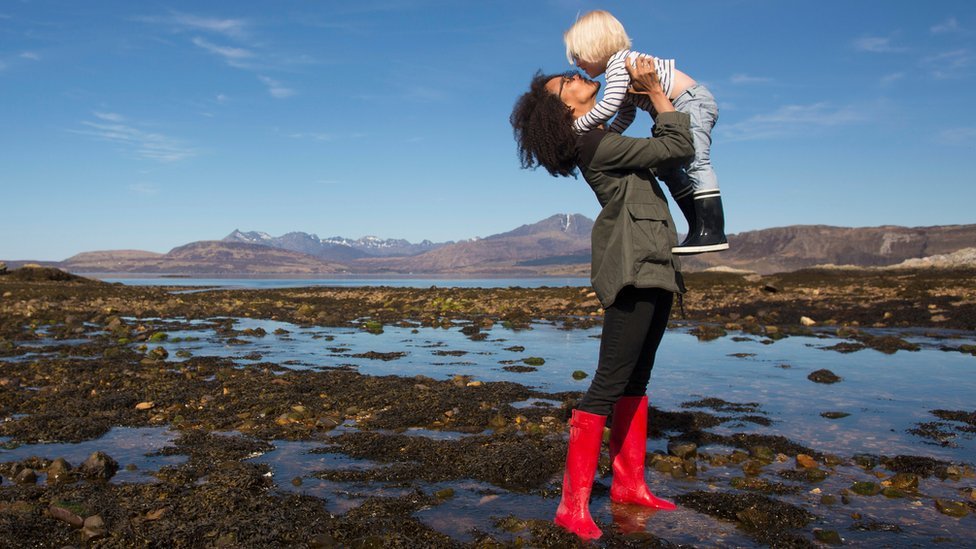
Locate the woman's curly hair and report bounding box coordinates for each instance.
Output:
[510,71,578,178]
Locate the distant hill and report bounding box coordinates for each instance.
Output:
[223,229,444,261]
[12,217,976,276]
[681,224,976,273]
[62,241,344,275]
[350,214,592,274]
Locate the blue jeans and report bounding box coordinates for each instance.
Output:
[658,84,719,198]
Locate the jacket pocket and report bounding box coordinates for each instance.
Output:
[627,202,671,264]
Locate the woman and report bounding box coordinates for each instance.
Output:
[510,58,694,540]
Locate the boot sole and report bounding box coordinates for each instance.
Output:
[672,242,729,255]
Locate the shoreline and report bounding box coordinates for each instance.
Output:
[1,267,974,546]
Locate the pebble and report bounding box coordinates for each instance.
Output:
[571,370,588,380]
[14,468,37,485]
[434,488,455,499]
[80,451,119,480]
[808,369,842,384]
[796,454,818,469]
[750,446,774,462]
[135,401,155,410]
[667,440,697,459]
[850,481,881,496]
[934,499,969,518]
[813,529,842,545]
[800,316,816,326]
[47,458,72,484]
[81,515,107,542]
[49,503,85,527]
[889,472,919,491]
[806,469,829,482]
[741,460,764,477]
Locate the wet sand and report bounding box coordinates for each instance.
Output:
[0,266,974,547]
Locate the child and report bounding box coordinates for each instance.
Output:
[564,10,727,254]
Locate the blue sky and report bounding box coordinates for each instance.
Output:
[2,0,974,260]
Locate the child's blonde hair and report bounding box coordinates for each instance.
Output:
[563,10,631,65]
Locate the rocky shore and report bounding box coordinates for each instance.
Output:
[0,266,974,547]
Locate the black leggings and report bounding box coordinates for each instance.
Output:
[578,286,673,416]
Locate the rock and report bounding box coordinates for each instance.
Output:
[309,533,337,548]
[934,499,969,518]
[813,529,843,545]
[0,262,6,274]
[806,468,829,482]
[135,401,155,410]
[881,487,905,498]
[750,446,775,462]
[522,357,545,366]
[81,515,107,542]
[434,488,455,499]
[762,284,778,293]
[14,468,37,484]
[888,472,919,491]
[572,370,588,380]
[668,440,698,459]
[800,316,816,326]
[48,502,86,527]
[47,458,73,484]
[147,346,168,361]
[821,411,850,419]
[796,454,818,469]
[742,460,764,477]
[850,481,881,496]
[145,508,167,521]
[808,369,842,384]
[80,451,119,480]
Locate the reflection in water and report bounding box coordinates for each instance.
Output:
[6,317,975,545]
[0,427,184,484]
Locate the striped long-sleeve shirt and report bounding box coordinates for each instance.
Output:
[573,49,675,135]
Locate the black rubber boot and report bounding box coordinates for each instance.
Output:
[672,191,729,255]
[675,193,696,240]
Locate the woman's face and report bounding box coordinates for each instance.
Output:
[545,73,600,118]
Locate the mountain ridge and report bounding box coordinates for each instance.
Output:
[8,216,976,275]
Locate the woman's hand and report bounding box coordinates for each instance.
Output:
[626,56,675,113]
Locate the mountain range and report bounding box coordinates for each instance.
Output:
[6,214,976,275]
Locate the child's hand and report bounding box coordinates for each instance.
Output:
[626,56,662,96]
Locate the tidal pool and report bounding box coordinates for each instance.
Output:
[141,317,976,464]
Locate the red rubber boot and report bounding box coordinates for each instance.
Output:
[554,409,607,540]
[609,396,677,510]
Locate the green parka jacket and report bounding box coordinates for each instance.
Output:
[575,111,695,308]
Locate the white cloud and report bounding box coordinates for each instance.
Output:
[719,103,865,142]
[288,132,333,141]
[730,73,772,85]
[192,37,253,67]
[931,17,960,34]
[853,36,907,53]
[93,111,125,122]
[71,114,197,162]
[880,72,905,86]
[171,13,248,37]
[259,75,295,98]
[938,127,976,146]
[138,12,248,38]
[129,182,160,195]
[216,93,228,103]
[19,51,40,61]
[925,49,973,78]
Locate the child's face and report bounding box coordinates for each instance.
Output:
[574,56,607,79]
